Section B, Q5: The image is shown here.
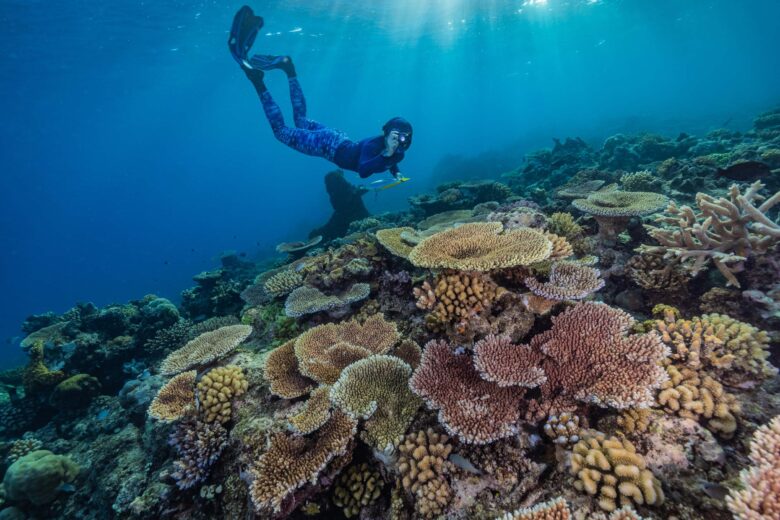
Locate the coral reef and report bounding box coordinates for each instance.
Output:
[284,283,371,318]
[397,428,453,518]
[727,415,780,519]
[168,414,228,490]
[524,261,605,301]
[159,324,252,375]
[263,270,304,298]
[543,412,583,446]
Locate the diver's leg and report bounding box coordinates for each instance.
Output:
[288,78,326,131]
[245,67,288,136]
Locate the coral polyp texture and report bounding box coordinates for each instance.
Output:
[570,430,664,512]
[248,411,357,513]
[497,497,571,520]
[263,270,304,298]
[159,324,252,375]
[284,283,371,318]
[407,222,553,271]
[196,364,248,424]
[168,415,228,490]
[263,339,316,399]
[727,415,780,520]
[573,190,668,243]
[524,260,605,301]
[543,412,583,446]
[397,428,453,518]
[332,463,384,518]
[375,226,417,258]
[414,270,506,328]
[638,181,780,287]
[410,340,527,444]
[148,370,196,421]
[329,355,420,451]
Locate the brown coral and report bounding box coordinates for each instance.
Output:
[159,324,252,375]
[376,227,417,259]
[524,261,605,301]
[293,314,400,385]
[410,340,526,444]
[196,365,248,424]
[249,411,357,513]
[263,340,316,399]
[148,370,196,421]
[332,463,384,518]
[263,270,304,298]
[397,428,453,519]
[626,253,690,293]
[574,191,668,243]
[616,409,652,435]
[408,222,552,271]
[570,430,664,512]
[414,270,506,329]
[288,384,333,434]
[548,212,584,239]
[544,232,574,260]
[727,415,780,519]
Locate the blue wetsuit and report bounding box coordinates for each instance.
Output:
[259,78,404,178]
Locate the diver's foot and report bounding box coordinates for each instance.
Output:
[249,55,297,77]
[242,64,266,89]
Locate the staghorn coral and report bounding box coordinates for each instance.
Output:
[524,261,605,301]
[397,428,453,519]
[626,253,689,293]
[263,270,304,298]
[284,283,371,318]
[616,409,652,435]
[570,430,664,512]
[548,212,584,239]
[497,497,571,520]
[574,191,668,243]
[168,415,228,490]
[6,438,44,465]
[249,411,357,513]
[620,171,663,192]
[543,412,583,446]
[410,340,526,444]
[332,463,384,518]
[196,365,248,424]
[330,355,421,451]
[289,384,333,434]
[263,340,316,399]
[727,415,780,519]
[294,314,399,385]
[414,270,506,329]
[376,227,417,259]
[474,303,669,413]
[408,222,552,271]
[148,370,196,422]
[656,365,740,438]
[159,324,252,375]
[638,181,780,287]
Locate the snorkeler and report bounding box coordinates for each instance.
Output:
[229,6,411,180]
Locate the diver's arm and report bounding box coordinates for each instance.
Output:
[389,164,401,178]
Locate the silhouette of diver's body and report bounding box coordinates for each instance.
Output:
[230,6,411,180]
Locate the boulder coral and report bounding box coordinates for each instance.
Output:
[3,450,80,505]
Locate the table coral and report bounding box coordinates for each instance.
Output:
[638,181,780,287]
[332,463,384,518]
[293,314,399,385]
[330,355,420,451]
[570,430,664,512]
[147,370,196,421]
[408,222,552,271]
[727,415,780,520]
[248,411,357,513]
[573,191,668,243]
[159,324,252,375]
[3,450,80,505]
[196,365,248,424]
[284,283,371,318]
[288,384,333,434]
[410,340,527,444]
[168,415,228,490]
[620,171,663,192]
[263,270,304,298]
[263,340,315,399]
[524,261,605,301]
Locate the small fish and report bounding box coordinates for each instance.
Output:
[701,481,729,501]
[449,453,482,474]
[717,161,771,181]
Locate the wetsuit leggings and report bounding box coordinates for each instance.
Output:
[260,78,346,162]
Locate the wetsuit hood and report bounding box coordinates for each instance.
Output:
[383,117,413,149]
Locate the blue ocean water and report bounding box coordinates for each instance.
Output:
[1,0,778,369]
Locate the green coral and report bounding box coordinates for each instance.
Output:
[3,450,79,505]
[49,374,101,409]
[22,342,65,396]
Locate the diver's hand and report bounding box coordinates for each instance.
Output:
[384,131,400,156]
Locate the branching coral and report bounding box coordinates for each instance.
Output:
[574,191,668,243]
[376,227,417,259]
[626,253,689,292]
[410,340,526,444]
[263,340,316,399]
[397,428,453,519]
[284,283,371,318]
[570,430,664,512]
[159,324,252,375]
[543,412,583,446]
[548,212,584,239]
[544,232,574,260]
[196,365,248,424]
[408,222,552,271]
[333,463,384,518]
[638,181,780,287]
[249,411,357,513]
[169,415,228,490]
[727,415,780,519]
[263,270,304,298]
[6,438,43,465]
[148,370,196,421]
[497,497,571,520]
[330,355,420,452]
[474,303,669,412]
[293,314,399,385]
[616,409,652,435]
[524,261,605,301]
[413,270,506,330]
[620,171,663,192]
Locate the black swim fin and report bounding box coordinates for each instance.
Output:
[228,6,264,66]
[248,54,291,72]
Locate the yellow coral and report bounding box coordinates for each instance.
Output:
[148,370,196,421]
[548,212,584,239]
[702,313,777,383]
[414,270,506,329]
[263,270,303,298]
[408,222,552,271]
[544,232,574,260]
[617,409,652,435]
[332,463,384,518]
[570,430,664,512]
[160,324,252,375]
[375,227,416,258]
[397,428,453,519]
[196,365,248,424]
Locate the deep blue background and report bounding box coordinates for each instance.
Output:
[2,0,779,367]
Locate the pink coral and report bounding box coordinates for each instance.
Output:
[727,416,780,519]
[524,261,605,301]
[410,340,526,444]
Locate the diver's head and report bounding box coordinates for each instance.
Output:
[383,117,413,151]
